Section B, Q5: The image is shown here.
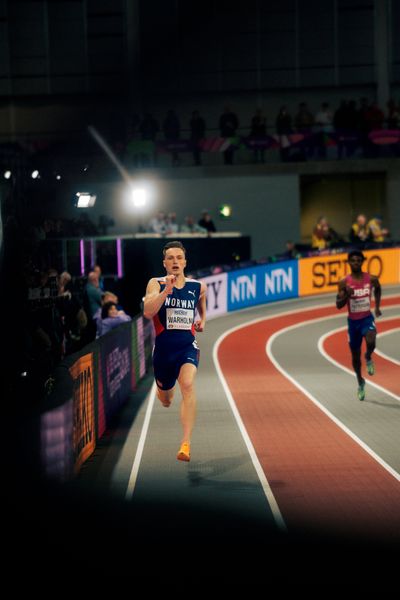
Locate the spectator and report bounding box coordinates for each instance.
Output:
[93,290,120,337]
[148,211,167,235]
[198,210,217,233]
[180,216,207,234]
[294,102,314,159]
[314,102,333,159]
[349,214,372,245]
[83,271,102,342]
[98,301,131,337]
[190,110,206,166]
[165,212,179,235]
[219,105,239,165]
[311,216,336,250]
[163,109,181,166]
[138,112,159,166]
[281,240,301,260]
[92,264,105,290]
[367,215,390,243]
[275,106,292,162]
[58,271,88,354]
[249,108,267,163]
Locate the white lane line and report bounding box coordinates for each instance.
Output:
[213,334,287,532]
[317,317,400,403]
[375,327,400,366]
[124,383,157,500]
[266,329,400,483]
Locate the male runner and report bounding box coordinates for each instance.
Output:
[336,249,382,400]
[143,241,207,461]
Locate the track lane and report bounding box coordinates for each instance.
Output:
[217,298,400,540]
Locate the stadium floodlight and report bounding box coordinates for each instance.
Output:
[31,170,40,179]
[75,192,97,207]
[4,170,12,179]
[131,187,147,207]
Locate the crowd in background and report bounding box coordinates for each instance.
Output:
[311,214,390,251]
[146,210,216,235]
[122,96,400,167]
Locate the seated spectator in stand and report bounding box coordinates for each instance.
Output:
[93,291,119,336]
[367,215,390,243]
[148,211,167,234]
[165,212,179,234]
[198,210,217,233]
[311,216,337,250]
[180,216,207,234]
[349,214,372,246]
[98,301,131,337]
[280,240,301,260]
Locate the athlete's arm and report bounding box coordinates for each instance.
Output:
[336,278,351,309]
[371,276,382,317]
[143,276,176,319]
[194,281,207,332]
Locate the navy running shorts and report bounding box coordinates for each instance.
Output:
[153,339,200,390]
[347,314,376,350]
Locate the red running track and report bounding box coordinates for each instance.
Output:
[217,297,400,540]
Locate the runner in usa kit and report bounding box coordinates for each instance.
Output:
[336,250,382,401]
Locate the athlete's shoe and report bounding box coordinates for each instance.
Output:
[366,359,375,376]
[177,442,190,462]
[357,379,366,401]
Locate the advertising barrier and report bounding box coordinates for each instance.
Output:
[202,273,228,319]
[227,260,298,311]
[99,323,132,426]
[69,353,96,473]
[299,248,400,296]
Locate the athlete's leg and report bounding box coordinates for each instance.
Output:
[350,347,363,385]
[365,330,376,359]
[177,363,197,445]
[156,383,175,407]
[364,318,377,375]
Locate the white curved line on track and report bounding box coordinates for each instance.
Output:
[266,318,400,483]
[125,383,157,499]
[375,327,400,366]
[213,336,287,532]
[317,313,400,403]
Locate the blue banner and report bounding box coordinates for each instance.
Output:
[227,261,298,311]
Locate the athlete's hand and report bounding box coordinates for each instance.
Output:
[164,274,176,295]
[194,320,204,332]
[375,307,382,318]
[344,285,353,298]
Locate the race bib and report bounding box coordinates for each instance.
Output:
[166,308,194,330]
[349,297,370,313]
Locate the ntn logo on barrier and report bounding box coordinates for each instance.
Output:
[228,262,297,309]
